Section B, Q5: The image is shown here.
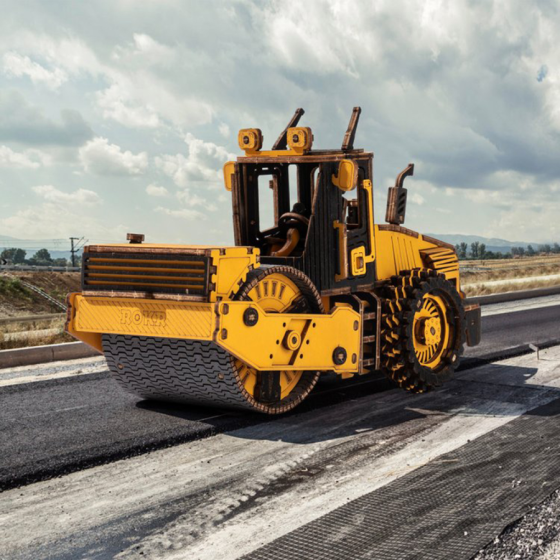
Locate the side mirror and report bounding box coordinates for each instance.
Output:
[332,159,358,192]
[223,161,235,192]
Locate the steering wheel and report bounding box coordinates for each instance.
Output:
[278,212,309,234]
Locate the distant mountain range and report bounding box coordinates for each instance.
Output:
[426,234,547,254]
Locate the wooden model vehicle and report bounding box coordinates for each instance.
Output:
[66,108,481,414]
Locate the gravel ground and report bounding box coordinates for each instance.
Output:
[539,536,560,560]
[474,489,560,560]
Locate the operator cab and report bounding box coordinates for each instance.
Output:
[233,160,318,258]
[223,108,377,294]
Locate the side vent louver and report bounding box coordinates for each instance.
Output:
[82,251,210,297]
[420,247,459,275]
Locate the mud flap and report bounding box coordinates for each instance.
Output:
[465,304,481,347]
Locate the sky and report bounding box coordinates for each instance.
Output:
[0,0,559,250]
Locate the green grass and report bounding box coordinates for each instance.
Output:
[0,277,33,300]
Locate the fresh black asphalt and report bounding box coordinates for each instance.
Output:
[1,303,559,491]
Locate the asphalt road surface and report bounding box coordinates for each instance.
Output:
[0,298,559,492]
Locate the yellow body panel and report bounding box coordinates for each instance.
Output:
[65,298,103,353]
[375,227,423,279]
[70,294,214,341]
[350,180,376,277]
[67,294,362,373]
[223,161,235,191]
[209,247,259,302]
[218,302,360,373]
[374,227,461,290]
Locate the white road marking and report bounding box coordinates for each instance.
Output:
[0,356,107,387]
[481,294,560,317]
[1,347,559,560]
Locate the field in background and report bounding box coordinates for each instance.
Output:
[461,255,560,296]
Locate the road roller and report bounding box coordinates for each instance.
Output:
[66,107,481,414]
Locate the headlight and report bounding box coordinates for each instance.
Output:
[238,128,263,152]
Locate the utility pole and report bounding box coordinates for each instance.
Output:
[70,237,86,267]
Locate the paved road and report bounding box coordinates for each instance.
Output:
[2,346,560,560]
[0,300,559,491]
[465,301,560,361]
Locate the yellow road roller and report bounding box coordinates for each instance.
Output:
[66,107,481,414]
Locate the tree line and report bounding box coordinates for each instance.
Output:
[0,247,76,267]
[455,241,560,260]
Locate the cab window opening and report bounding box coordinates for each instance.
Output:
[288,164,298,210]
[257,173,277,232]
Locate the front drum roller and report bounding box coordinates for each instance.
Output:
[103,266,324,414]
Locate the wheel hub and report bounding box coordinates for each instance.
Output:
[412,293,449,367]
[423,317,442,346]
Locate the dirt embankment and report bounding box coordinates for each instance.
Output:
[0,272,81,319]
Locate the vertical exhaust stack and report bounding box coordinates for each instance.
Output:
[385,163,414,225]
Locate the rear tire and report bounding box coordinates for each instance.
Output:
[380,269,465,393]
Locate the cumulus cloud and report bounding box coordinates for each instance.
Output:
[79,137,148,176]
[2,51,67,89]
[33,184,101,205]
[156,134,235,188]
[0,145,50,168]
[0,203,125,239]
[146,184,168,197]
[96,77,212,130]
[410,193,425,206]
[127,33,175,61]
[95,33,211,129]
[155,206,205,220]
[0,90,92,146]
[218,123,230,138]
[97,83,161,129]
[176,189,216,211]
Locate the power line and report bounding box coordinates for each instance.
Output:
[70,237,84,267]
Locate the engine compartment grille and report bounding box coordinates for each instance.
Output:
[82,251,210,297]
